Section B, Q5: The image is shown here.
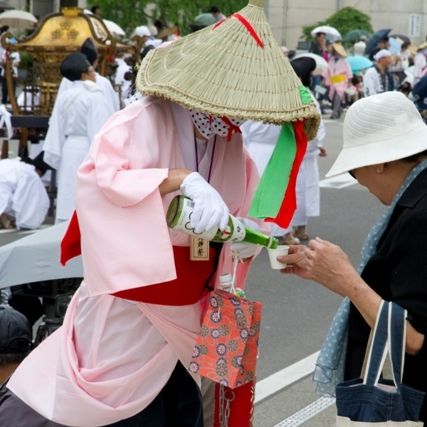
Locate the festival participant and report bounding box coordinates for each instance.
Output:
[323,42,352,119]
[2,1,319,426]
[0,157,49,230]
[58,38,120,112]
[43,52,115,223]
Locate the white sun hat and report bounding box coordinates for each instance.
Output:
[326,91,427,177]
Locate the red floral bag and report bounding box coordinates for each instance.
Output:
[189,289,262,389]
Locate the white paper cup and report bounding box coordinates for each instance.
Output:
[267,245,289,270]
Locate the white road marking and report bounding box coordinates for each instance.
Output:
[255,352,319,404]
[273,396,336,426]
[255,352,337,426]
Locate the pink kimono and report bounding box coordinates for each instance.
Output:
[323,56,353,100]
[7,98,259,426]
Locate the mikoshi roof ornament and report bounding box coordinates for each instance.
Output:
[137,0,321,228]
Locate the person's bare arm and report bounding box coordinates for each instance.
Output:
[279,238,425,355]
[159,168,191,195]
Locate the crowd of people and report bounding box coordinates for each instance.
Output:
[0,1,427,426]
[305,29,427,121]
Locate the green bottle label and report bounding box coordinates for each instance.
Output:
[166,196,279,248]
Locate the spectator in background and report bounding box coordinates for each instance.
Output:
[309,31,327,57]
[290,57,326,242]
[0,305,32,384]
[309,32,328,104]
[0,39,20,105]
[90,5,101,17]
[0,26,8,105]
[0,157,49,231]
[189,13,216,33]
[368,35,390,60]
[323,42,352,119]
[57,37,119,112]
[353,40,366,56]
[209,5,226,21]
[43,53,115,223]
[363,49,394,96]
[414,44,427,85]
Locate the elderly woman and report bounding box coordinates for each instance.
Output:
[280,91,427,423]
[0,1,319,427]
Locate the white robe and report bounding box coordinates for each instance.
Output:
[0,158,49,229]
[43,80,115,223]
[114,58,132,104]
[57,72,120,113]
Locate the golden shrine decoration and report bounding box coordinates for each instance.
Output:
[1,7,133,116]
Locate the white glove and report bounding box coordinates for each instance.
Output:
[180,172,229,233]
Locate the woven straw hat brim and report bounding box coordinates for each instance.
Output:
[326,122,427,177]
[137,2,320,139]
[332,43,347,57]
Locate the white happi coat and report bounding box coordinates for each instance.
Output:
[43,80,115,223]
[0,158,49,229]
[58,72,120,112]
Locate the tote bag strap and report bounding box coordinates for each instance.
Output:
[388,302,407,387]
[363,301,407,388]
[363,300,389,385]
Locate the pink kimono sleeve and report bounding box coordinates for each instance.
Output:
[75,100,177,296]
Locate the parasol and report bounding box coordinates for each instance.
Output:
[293,52,328,75]
[343,29,372,43]
[311,25,341,41]
[347,55,373,73]
[0,9,37,29]
[365,28,392,56]
[103,19,126,37]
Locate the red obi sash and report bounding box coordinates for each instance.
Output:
[61,212,219,306]
[113,246,219,306]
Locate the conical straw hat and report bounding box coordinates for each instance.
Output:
[137,0,320,139]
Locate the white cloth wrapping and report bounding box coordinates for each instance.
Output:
[43,80,115,222]
[0,158,49,229]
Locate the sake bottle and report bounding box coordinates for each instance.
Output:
[166,195,278,249]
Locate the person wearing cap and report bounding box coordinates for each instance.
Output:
[368,35,390,61]
[57,38,120,112]
[1,1,319,426]
[209,5,226,22]
[189,13,216,33]
[43,52,115,223]
[132,25,162,50]
[323,42,353,119]
[363,49,394,97]
[279,92,427,423]
[0,305,32,384]
[0,157,49,230]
